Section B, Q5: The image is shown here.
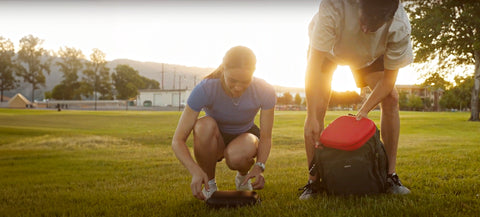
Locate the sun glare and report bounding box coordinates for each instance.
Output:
[331,66,360,93]
[1,2,421,92]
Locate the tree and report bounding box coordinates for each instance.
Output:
[407,94,424,111]
[15,35,52,101]
[329,91,362,109]
[44,91,52,100]
[277,92,293,105]
[294,93,302,105]
[81,49,111,101]
[284,92,293,105]
[112,64,159,100]
[52,47,84,100]
[140,76,160,90]
[51,84,70,100]
[97,67,114,100]
[398,91,409,110]
[406,0,480,120]
[423,97,433,111]
[0,36,17,102]
[440,75,476,111]
[79,69,95,99]
[420,72,450,111]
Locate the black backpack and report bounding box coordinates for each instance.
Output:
[309,122,389,195]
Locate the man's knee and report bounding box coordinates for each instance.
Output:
[381,90,399,111]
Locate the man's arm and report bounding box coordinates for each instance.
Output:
[304,48,335,161]
[357,69,398,119]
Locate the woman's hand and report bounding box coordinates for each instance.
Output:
[190,168,209,200]
[171,106,206,200]
[242,166,265,190]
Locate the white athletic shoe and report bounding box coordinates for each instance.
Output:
[235,172,253,191]
[202,181,218,200]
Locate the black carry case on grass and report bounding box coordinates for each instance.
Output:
[205,190,260,208]
[309,116,389,195]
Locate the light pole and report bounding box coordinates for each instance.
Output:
[178,75,183,111]
[161,63,164,90]
[94,70,97,111]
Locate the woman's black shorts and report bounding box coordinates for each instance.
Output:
[220,124,260,147]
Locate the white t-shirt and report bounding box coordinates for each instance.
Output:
[309,0,413,70]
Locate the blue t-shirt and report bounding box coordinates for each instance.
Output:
[187,77,276,134]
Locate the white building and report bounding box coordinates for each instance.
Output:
[137,89,191,107]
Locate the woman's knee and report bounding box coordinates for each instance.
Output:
[193,116,222,154]
[225,152,254,171]
[193,116,218,138]
[224,134,258,169]
[225,153,247,170]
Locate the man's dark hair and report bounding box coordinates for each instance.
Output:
[359,0,399,26]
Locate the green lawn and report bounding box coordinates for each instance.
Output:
[0,109,479,216]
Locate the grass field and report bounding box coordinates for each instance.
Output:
[0,109,479,217]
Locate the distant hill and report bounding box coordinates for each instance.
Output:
[107,59,214,90]
[5,57,304,101]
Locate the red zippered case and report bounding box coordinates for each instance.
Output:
[319,115,376,151]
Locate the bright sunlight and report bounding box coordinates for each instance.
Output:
[0,0,420,90]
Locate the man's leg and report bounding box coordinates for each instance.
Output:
[305,68,333,179]
[300,49,337,199]
[362,71,399,174]
[380,91,400,174]
[304,50,337,179]
[363,71,410,194]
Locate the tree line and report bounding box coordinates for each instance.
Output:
[277,91,363,110]
[406,0,480,121]
[277,81,478,112]
[393,70,479,112]
[0,35,159,102]
[419,72,478,112]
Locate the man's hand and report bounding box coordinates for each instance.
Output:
[242,166,265,190]
[356,110,369,120]
[304,116,322,149]
[190,169,209,200]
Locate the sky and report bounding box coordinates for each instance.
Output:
[1,0,421,92]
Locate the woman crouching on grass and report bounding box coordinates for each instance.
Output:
[172,46,276,200]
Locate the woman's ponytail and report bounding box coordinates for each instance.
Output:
[204,64,224,79]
